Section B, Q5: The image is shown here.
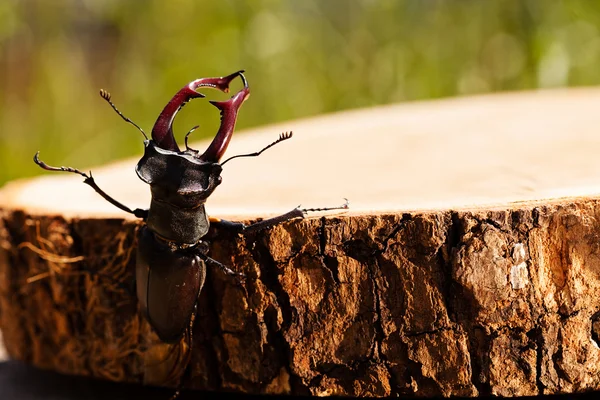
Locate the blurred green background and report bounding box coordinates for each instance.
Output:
[1,0,600,186]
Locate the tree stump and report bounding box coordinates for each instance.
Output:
[2,88,600,397]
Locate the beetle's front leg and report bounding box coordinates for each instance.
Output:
[34,152,148,219]
[210,198,349,235]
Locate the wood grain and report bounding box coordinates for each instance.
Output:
[2,88,600,397]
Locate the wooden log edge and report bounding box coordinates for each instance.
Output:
[3,88,600,397]
[2,196,600,397]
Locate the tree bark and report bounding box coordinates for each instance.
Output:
[2,88,600,397]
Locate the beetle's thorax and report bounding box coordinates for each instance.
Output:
[146,196,210,244]
[136,140,222,243]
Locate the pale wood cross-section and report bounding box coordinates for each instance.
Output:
[2,88,600,397]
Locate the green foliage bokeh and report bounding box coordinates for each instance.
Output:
[1,0,600,185]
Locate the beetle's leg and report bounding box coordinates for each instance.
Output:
[210,198,350,234]
[219,131,293,166]
[193,241,244,280]
[203,255,245,280]
[34,152,148,219]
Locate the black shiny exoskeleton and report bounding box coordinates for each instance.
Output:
[34,71,348,397]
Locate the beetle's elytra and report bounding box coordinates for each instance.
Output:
[34,71,348,398]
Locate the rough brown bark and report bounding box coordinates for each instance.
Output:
[2,88,600,397]
[3,201,600,397]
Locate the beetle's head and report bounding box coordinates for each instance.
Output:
[135,71,249,203]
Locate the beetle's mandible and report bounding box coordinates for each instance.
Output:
[34,71,348,397]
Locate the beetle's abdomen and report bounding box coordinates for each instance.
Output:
[136,226,206,343]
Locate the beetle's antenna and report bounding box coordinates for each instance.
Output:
[184,125,200,152]
[220,131,293,166]
[99,89,149,140]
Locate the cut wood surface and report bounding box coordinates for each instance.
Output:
[2,88,600,397]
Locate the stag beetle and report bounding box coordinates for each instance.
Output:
[34,71,348,396]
